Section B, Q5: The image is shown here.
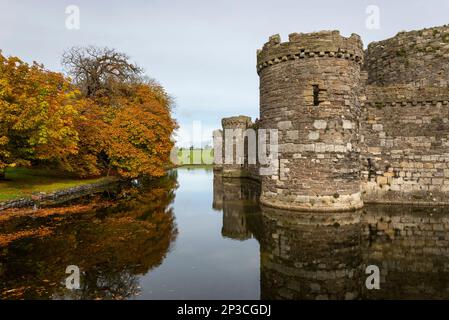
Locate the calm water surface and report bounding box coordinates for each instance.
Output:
[1,168,449,300]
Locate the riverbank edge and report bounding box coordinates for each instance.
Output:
[0,177,120,211]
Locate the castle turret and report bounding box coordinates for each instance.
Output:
[221,116,253,178]
[257,31,364,211]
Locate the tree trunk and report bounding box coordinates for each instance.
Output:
[0,170,5,180]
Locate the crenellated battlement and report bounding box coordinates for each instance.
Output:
[221,116,253,129]
[257,30,364,74]
[364,85,449,107]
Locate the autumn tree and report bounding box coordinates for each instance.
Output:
[103,82,176,178]
[62,46,177,178]
[0,51,81,180]
[0,47,176,180]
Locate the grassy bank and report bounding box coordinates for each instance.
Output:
[0,168,114,202]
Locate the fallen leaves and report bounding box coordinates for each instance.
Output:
[0,227,52,247]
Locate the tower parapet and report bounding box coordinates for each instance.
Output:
[257,31,364,74]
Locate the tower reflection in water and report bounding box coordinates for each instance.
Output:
[214,171,449,300]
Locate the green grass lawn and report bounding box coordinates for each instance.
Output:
[0,168,114,202]
[177,148,214,166]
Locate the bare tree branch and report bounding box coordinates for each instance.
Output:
[62,46,144,98]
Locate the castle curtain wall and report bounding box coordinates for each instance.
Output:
[362,26,449,205]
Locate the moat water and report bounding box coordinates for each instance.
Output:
[1,168,449,299]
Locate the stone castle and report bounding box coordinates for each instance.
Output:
[215,25,449,212]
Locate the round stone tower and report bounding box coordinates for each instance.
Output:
[221,115,253,178]
[257,31,364,212]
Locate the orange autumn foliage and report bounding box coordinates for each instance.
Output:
[62,81,177,178]
[0,51,81,173]
[104,83,177,178]
[0,227,53,248]
[0,49,177,179]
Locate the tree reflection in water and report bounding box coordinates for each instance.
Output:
[3,169,449,300]
[0,171,179,300]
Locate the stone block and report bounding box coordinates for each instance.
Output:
[342,120,353,129]
[287,130,299,140]
[308,131,320,141]
[278,121,292,130]
[313,120,328,130]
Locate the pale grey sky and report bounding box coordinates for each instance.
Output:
[1,0,448,146]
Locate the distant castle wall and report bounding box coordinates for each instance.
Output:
[217,24,449,211]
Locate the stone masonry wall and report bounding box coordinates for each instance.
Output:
[361,26,449,205]
[361,85,449,204]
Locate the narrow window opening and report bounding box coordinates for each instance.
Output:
[313,85,320,106]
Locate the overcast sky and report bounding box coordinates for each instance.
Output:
[1,0,448,146]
